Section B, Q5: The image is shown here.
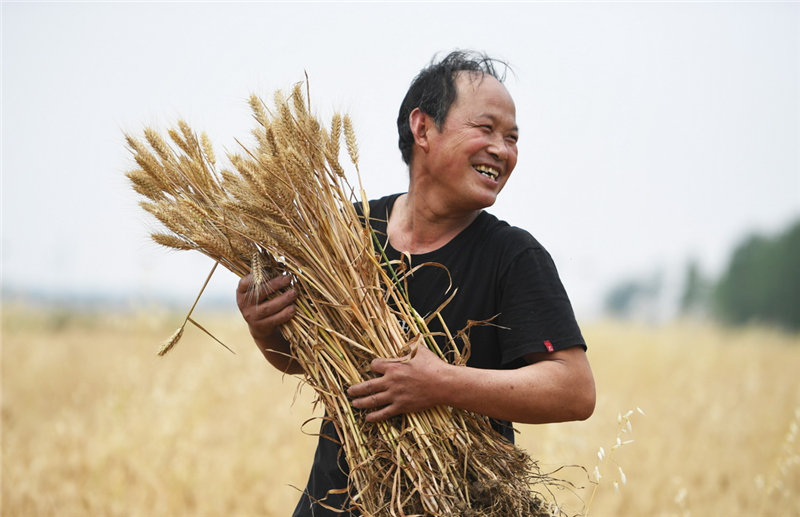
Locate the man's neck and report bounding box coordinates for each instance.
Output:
[387,191,480,255]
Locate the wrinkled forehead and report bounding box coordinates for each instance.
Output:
[452,71,516,113]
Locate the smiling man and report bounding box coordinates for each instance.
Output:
[236,50,596,516]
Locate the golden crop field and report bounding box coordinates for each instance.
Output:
[2,304,798,516]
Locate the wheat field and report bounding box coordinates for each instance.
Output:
[2,303,798,516]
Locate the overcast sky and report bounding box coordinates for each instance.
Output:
[2,1,798,318]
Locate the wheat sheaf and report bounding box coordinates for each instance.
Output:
[126,81,568,516]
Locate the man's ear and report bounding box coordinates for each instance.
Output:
[409,108,432,153]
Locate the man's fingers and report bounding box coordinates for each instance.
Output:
[257,274,293,301]
[363,393,387,409]
[237,273,254,294]
[350,390,390,410]
[239,275,294,312]
[349,384,396,421]
[266,302,297,325]
[238,271,292,296]
[244,296,297,342]
[364,406,397,423]
[369,358,389,374]
[347,379,375,398]
[256,288,297,318]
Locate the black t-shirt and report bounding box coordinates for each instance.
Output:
[292,193,585,517]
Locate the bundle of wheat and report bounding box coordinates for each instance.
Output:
[126,81,565,516]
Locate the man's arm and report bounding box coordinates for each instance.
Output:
[236,273,304,375]
[347,344,595,424]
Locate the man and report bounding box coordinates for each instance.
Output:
[236,50,596,516]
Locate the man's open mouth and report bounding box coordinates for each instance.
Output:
[474,164,499,180]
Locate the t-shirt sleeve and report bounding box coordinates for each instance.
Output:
[496,246,586,366]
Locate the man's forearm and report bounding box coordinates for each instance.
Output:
[440,347,595,424]
[254,332,304,375]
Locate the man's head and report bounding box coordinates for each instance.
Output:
[397,50,509,166]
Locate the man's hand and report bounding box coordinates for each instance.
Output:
[348,344,449,423]
[236,272,297,340]
[236,272,302,374]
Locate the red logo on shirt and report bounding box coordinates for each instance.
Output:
[543,340,554,353]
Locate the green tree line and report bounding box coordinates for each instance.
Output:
[707,218,800,330]
[606,217,800,331]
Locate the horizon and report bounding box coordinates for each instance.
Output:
[3,2,798,322]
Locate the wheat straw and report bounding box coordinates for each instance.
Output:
[126,82,568,516]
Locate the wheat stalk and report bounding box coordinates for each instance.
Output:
[126,82,568,516]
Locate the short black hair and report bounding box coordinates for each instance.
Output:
[397,50,509,166]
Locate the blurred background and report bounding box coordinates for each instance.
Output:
[2,2,798,516]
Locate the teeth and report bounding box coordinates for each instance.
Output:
[474,165,499,179]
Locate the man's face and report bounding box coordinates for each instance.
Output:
[419,72,519,213]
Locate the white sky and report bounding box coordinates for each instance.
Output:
[2,1,798,318]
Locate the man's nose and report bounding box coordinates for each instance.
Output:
[486,134,508,161]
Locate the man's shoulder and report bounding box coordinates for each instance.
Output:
[360,193,403,221]
[354,193,402,222]
[475,211,543,252]
[369,193,403,212]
